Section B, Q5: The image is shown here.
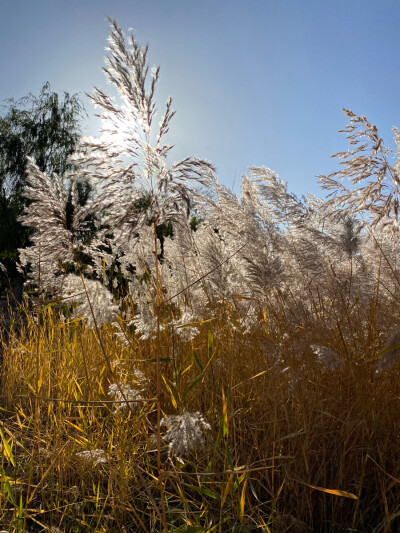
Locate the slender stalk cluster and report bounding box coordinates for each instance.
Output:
[18,20,400,380]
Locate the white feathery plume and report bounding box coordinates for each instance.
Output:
[161,411,211,459]
[19,158,87,294]
[319,109,400,237]
[129,302,162,341]
[72,19,216,248]
[172,311,200,342]
[76,449,109,466]
[108,382,143,413]
[62,274,118,328]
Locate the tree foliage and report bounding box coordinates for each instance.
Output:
[0,82,86,290]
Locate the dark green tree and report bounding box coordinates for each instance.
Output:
[0,82,86,295]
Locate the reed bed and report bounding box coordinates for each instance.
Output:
[2,17,400,532]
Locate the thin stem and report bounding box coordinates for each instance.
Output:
[153,219,168,532]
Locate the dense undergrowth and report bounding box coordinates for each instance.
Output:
[0,289,400,532]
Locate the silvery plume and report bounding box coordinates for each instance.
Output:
[71,18,216,248]
[108,379,144,413]
[76,449,109,467]
[319,109,400,237]
[62,274,118,328]
[113,321,130,347]
[311,344,344,372]
[19,158,89,295]
[205,171,290,299]
[173,311,200,342]
[130,303,162,341]
[161,411,211,459]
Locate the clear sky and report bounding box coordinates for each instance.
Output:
[1,0,400,198]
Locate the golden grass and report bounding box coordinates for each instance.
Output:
[0,294,400,532]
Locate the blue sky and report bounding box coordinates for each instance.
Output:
[1,0,400,198]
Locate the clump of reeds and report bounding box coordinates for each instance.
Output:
[3,16,400,533]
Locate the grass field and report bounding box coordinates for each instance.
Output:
[0,289,399,532]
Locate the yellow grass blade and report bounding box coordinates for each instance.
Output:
[0,428,15,467]
[232,370,268,390]
[221,474,233,508]
[302,481,358,500]
[162,375,177,409]
[65,420,85,433]
[239,477,247,523]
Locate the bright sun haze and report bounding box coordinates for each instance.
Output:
[1,0,400,197]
